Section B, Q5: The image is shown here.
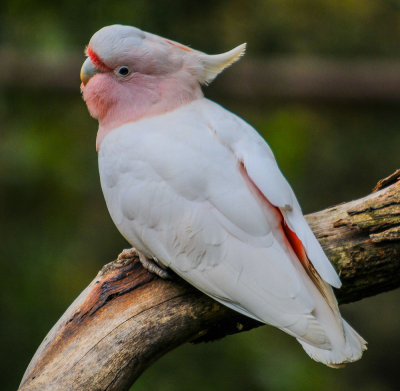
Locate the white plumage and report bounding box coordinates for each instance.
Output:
[98,98,366,366]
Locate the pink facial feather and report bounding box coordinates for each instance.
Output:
[81,62,203,150]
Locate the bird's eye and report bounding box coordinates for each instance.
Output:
[117,66,130,76]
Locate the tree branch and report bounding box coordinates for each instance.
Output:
[19,172,400,391]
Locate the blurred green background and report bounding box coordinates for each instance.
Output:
[1,1,400,390]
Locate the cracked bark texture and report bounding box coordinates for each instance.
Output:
[19,172,400,391]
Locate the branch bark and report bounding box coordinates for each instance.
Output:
[19,172,400,391]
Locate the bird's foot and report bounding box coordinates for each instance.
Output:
[117,248,171,279]
[117,247,139,263]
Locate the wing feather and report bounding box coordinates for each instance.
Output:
[202,100,341,288]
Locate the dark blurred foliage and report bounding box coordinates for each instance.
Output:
[1,1,399,390]
[2,0,400,56]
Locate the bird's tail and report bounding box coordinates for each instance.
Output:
[297,319,367,368]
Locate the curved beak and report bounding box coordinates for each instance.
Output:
[80,57,101,85]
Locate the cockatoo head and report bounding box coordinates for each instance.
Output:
[81,25,245,130]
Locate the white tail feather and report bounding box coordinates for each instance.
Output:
[297,319,367,367]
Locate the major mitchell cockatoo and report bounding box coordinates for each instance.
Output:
[80,24,367,367]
